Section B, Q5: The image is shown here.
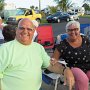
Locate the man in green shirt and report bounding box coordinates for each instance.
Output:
[0,18,74,90]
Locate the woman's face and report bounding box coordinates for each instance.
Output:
[67,24,80,41]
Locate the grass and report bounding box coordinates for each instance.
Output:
[41,17,47,24]
[3,14,90,24]
[79,14,90,18]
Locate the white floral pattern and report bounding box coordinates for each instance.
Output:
[57,35,90,72]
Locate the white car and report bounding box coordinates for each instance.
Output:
[68,13,79,20]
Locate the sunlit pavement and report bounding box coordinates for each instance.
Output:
[41,81,90,90]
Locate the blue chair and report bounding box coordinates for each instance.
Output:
[80,24,90,40]
[42,60,67,90]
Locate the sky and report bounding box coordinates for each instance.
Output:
[5,0,84,10]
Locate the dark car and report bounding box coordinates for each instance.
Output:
[46,12,74,23]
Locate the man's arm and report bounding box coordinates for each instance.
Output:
[47,62,64,74]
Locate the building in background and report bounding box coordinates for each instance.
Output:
[1,3,17,20]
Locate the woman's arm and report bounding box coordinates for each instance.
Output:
[50,48,61,65]
[49,48,75,90]
[52,48,60,59]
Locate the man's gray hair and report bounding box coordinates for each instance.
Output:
[66,20,80,32]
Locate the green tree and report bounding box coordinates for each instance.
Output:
[0,0,4,10]
[82,3,90,11]
[35,7,38,10]
[54,0,74,12]
[48,6,57,14]
[30,6,35,9]
[83,0,90,2]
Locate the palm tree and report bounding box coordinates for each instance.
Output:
[83,0,90,2]
[83,0,90,4]
[0,0,4,3]
[54,0,74,12]
[0,0,4,10]
[30,6,35,10]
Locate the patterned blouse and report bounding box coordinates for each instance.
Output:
[56,35,90,72]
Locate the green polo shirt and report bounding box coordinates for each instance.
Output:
[0,39,50,90]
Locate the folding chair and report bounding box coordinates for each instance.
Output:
[42,60,67,90]
[56,33,68,44]
[80,24,90,40]
[42,71,61,90]
[37,25,55,53]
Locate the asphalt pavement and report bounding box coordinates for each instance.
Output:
[41,80,90,90]
[41,17,90,37]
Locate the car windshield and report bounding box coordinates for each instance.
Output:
[68,13,75,15]
[16,9,26,15]
[52,12,61,17]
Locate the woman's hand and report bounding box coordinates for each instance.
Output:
[64,67,75,90]
[50,58,58,66]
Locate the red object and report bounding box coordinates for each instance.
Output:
[37,25,54,49]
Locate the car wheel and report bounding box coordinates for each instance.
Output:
[47,21,51,23]
[66,18,69,22]
[36,18,41,24]
[77,17,79,20]
[57,19,60,23]
[17,19,22,24]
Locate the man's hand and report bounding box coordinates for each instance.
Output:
[64,67,75,90]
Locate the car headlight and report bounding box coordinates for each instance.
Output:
[46,17,49,19]
[12,18,16,21]
[53,17,58,19]
[70,16,73,19]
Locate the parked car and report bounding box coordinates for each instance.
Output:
[46,12,74,23]
[6,8,42,24]
[68,12,79,20]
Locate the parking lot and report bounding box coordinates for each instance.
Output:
[41,17,90,37]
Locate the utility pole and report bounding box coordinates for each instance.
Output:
[39,0,41,12]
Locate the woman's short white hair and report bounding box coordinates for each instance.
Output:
[66,20,80,32]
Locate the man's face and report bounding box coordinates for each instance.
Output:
[67,24,80,41]
[16,19,35,45]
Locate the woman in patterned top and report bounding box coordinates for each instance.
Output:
[52,21,90,90]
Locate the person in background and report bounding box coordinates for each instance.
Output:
[52,20,90,90]
[0,17,4,44]
[0,18,74,90]
[2,24,16,42]
[0,17,3,29]
[32,20,39,41]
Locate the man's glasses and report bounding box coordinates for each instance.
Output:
[18,26,34,32]
[68,28,79,32]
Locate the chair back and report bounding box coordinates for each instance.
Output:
[37,25,54,49]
